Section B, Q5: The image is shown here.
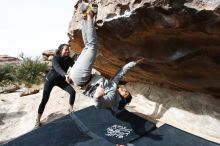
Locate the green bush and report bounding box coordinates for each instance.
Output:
[0,54,48,88]
[15,56,48,88]
[0,64,17,86]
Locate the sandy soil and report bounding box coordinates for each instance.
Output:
[1,82,220,144]
[0,86,93,144]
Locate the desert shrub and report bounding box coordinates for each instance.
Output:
[15,56,48,88]
[0,64,17,86]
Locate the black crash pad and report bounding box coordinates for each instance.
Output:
[72,106,156,145]
[4,106,155,146]
[4,115,92,146]
[5,106,217,146]
[132,124,220,146]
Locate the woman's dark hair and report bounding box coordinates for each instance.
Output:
[118,92,132,110]
[55,44,69,56]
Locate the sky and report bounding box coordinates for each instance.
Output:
[0,0,74,57]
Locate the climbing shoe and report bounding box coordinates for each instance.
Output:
[81,0,98,17]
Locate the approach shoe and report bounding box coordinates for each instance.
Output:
[34,120,42,129]
[68,108,74,113]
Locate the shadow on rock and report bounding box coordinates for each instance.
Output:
[0,111,27,125]
[127,83,220,121]
[41,112,66,124]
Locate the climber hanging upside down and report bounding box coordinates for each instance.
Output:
[70,0,145,113]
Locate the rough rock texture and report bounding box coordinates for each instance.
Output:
[68,0,220,97]
[125,82,220,144]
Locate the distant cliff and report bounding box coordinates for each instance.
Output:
[68,0,220,97]
[0,55,20,66]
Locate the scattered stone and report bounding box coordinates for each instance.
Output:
[0,84,20,93]
[20,89,40,97]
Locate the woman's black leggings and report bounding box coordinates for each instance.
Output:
[38,79,76,114]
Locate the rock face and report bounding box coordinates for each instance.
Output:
[68,0,220,97]
[125,82,220,144]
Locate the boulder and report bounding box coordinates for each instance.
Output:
[20,89,40,97]
[126,82,220,144]
[42,50,55,57]
[0,84,20,93]
[68,0,220,97]
[0,55,20,66]
[42,50,55,61]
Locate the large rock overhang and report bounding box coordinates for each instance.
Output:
[68,0,220,97]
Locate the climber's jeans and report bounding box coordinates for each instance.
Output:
[70,19,97,86]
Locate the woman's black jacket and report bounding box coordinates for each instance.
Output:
[46,56,74,82]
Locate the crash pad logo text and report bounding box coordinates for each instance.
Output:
[105,125,132,138]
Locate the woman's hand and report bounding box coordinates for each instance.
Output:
[65,75,73,84]
[94,86,105,98]
[136,57,145,64]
